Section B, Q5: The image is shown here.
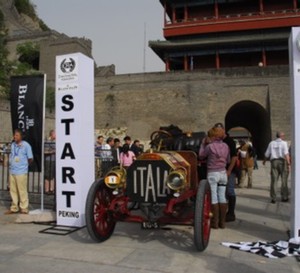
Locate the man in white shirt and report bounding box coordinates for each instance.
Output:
[263,132,290,203]
[102,137,114,160]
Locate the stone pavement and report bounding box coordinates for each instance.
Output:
[0,162,299,273]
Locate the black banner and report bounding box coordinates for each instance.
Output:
[10,75,45,172]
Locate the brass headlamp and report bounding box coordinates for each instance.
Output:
[166,167,187,191]
[104,167,127,189]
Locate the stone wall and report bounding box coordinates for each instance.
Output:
[39,37,93,81]
[94,66,290,140]
[1,66,291,156]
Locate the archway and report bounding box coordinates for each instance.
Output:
[225,101,271,158]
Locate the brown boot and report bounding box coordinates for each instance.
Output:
[211,204,219,229]
[219,203,228,229]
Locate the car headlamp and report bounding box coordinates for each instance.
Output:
[166,168,187,191]
[104,167,126,189]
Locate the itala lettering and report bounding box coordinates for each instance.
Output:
[133,165,170,202]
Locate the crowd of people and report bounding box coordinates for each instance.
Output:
[3,126,291,223]
[199,123,291,230]
[94,135,143,177]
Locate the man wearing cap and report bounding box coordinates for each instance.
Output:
[214,123,238,222]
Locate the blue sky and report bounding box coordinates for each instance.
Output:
[31,0,165,74]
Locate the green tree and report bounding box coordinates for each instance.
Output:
[16,41,40,70]
[0,5,52,103]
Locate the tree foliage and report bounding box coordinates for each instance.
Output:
[0,4,52,108]
[16,41,40,69]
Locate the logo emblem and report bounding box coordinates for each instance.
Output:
[60,58,76,73]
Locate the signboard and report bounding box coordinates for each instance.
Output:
[56,53,95,227]
[10,75,45,172]
[289,28,300,243]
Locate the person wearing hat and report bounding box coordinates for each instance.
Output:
[238,140,254,188]
[199,127,230,229]
[214,122,238,222]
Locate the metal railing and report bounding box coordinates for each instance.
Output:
[0,149,117,194]
[166,8,300,25]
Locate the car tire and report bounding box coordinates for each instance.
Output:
[194,179,211,251]
[85,179,116,242]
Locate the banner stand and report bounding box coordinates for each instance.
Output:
[30,74,52,216]
[55,53,95,227]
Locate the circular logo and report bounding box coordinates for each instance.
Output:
[60,58,76,73]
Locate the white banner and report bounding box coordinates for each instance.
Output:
[289,28,300,243]
[55,53,95,227]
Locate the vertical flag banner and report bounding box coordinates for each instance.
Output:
[10,75,45,172]
[56,53,95,227]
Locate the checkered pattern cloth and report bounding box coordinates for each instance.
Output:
[222,240,300,259]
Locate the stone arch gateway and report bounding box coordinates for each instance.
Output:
[225,100,272,158]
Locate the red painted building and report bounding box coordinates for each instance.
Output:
[150,0,300,71]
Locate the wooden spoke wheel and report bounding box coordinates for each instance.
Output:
[85,179,116,242]
[194,179,211,251]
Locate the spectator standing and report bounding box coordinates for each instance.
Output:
[95,135,104,179]
[132,139,143,157]
[238,140,254,188]
[44,130,56,195]
[5,129,33,214]
[101,137,114,175]
[95,135,104,148]
[113,138,121,164]
[120,144,136,168]
[123,136,132,147]
[263,132,290,203]
[214,123,238,222]
[199,127,230,229]
[114,138,121,149]
[103,137,114,150]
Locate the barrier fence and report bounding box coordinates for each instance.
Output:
[0,149,117,195]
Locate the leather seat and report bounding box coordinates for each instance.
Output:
[173,132,206,153]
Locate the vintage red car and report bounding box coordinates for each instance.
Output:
[85,127,211,251]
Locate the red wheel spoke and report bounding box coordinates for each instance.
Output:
[202,190,211,243]
[92,184,115,237]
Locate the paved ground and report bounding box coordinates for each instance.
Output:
[0,162,299,273]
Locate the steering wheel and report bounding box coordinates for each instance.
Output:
[150,130,173,151]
